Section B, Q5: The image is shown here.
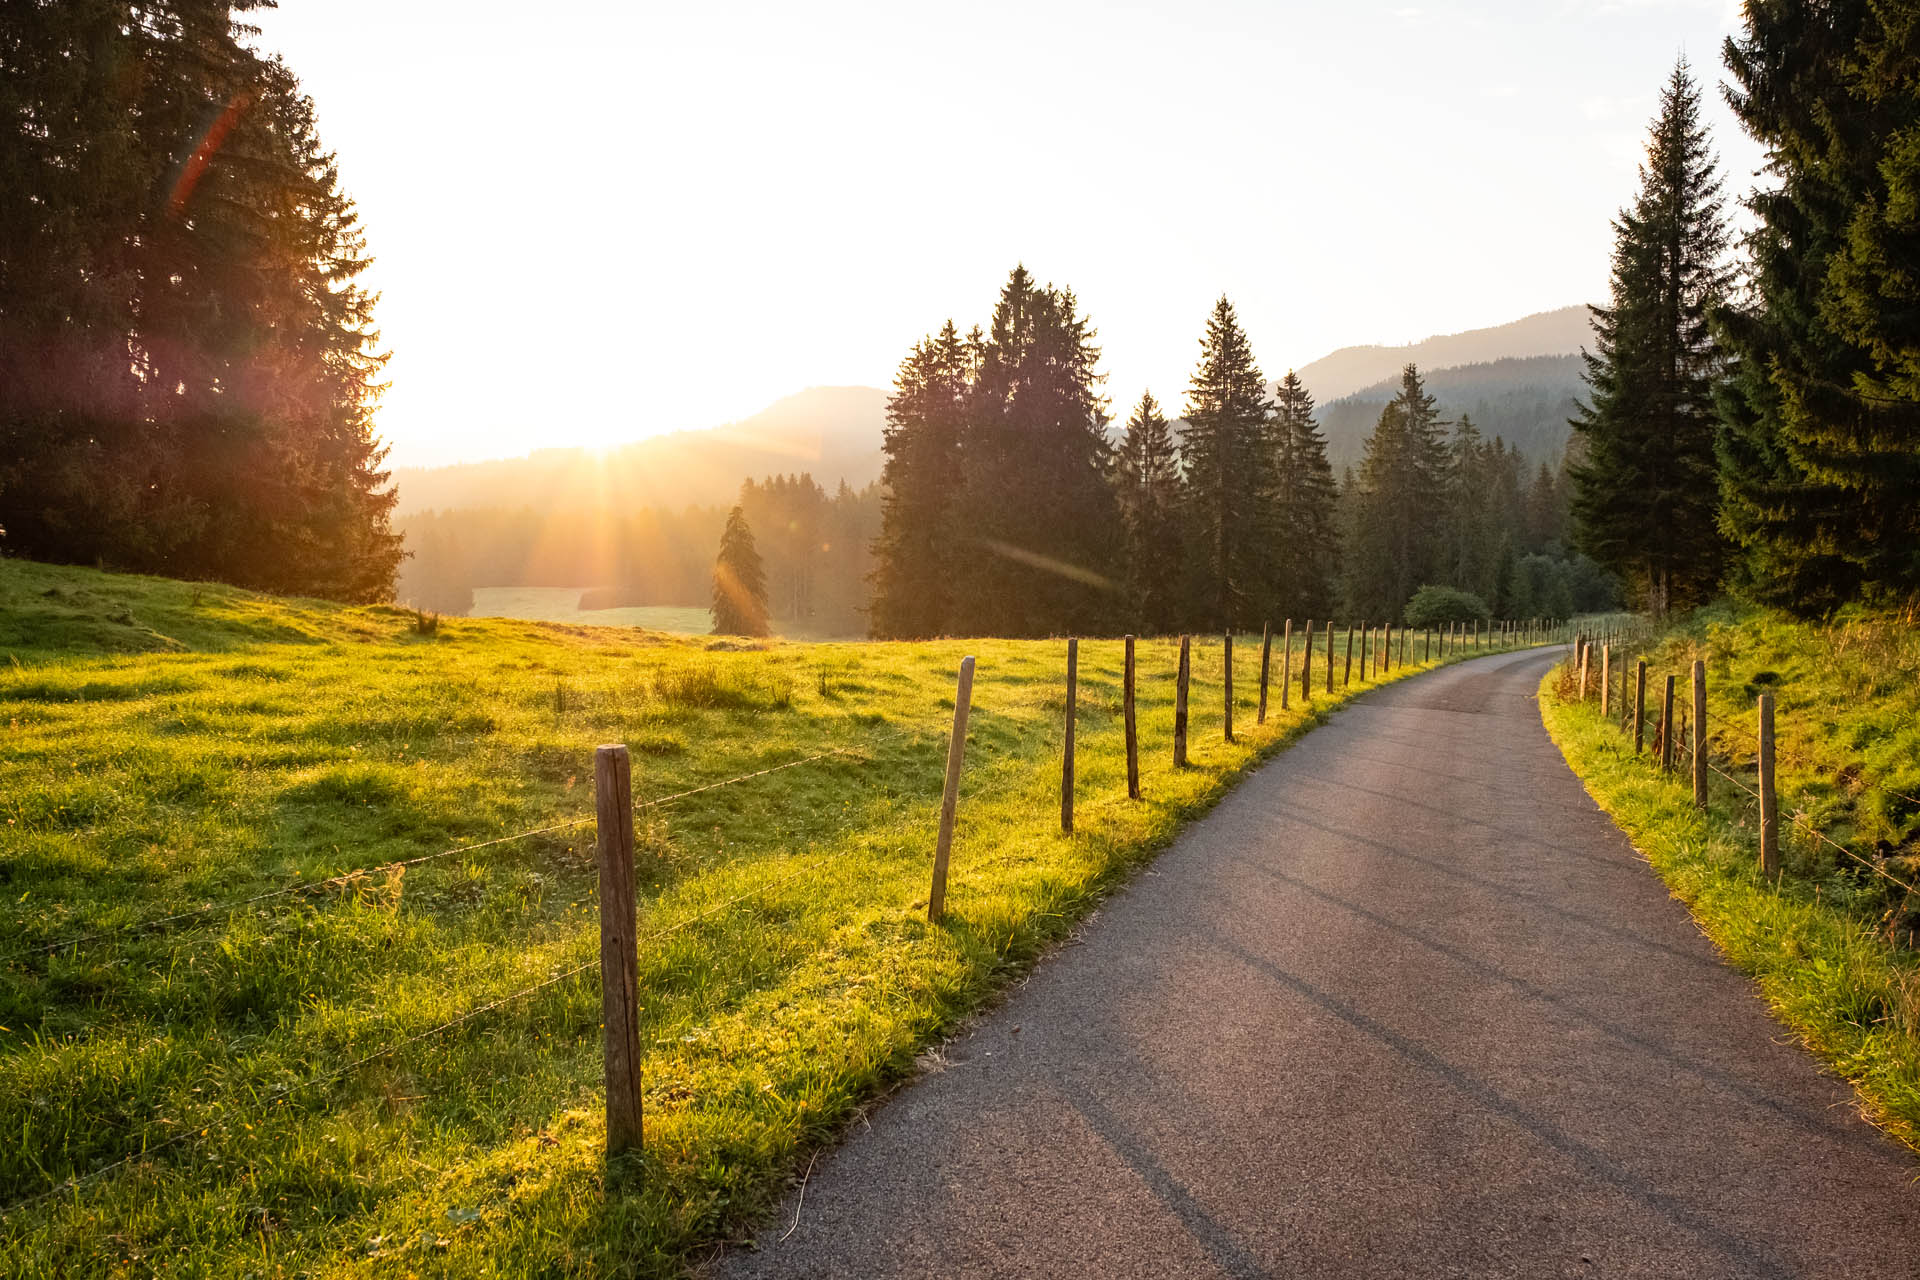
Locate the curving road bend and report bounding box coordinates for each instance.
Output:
[715,648,1920,1279]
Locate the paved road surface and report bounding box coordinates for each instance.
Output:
[716,648,1920,1279]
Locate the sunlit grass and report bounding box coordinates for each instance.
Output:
[1540,623,1920,1158]
[0,559,1523,1277]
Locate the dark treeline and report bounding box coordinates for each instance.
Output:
[871,271,1607,639]
[1574,21,1920,619]
[1,3,400,600]
[396,476,880,635]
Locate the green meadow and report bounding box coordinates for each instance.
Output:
[1542,604,1920,1150]
[1,558,1517,1277]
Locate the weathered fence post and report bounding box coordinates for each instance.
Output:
[1691,659,1707,811]
[1062,638,1077,834]
[1634,660,1648,753]
[928,655,975,922]
[1424,628,1431,663]
[1124,636,1140,800]
[1384,623,1394,674]
[595,743,643,1159]
[1399,623,1408,667]
[1280,619,1293,711]
[1325,623,1335,694]
[1257,622,1272,725]
[1174,636,1190,766]
[1343,625,1355,688]
[1660,674,1677,775]
[1301,620,1314,701]
[1223,632,1235,743]
[1758,693,1779,877]
[1601,643,1612,717]
[1578,642,1590,700]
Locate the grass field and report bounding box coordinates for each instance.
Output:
[470,587,713,636]
[1541,604,1920,1150]
[0,559,1523,1277]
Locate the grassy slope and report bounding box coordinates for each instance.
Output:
[1540,603,1920,1151]
[1,559,1517,1278]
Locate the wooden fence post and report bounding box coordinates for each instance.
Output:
[1579,642,1590,700]
[1174,636,1190,766]
[1691,659,1707,811]
[1384,623,1394,674]
[1301,620,1314,701]
[1661,674,1677,775]
[1343,625,1355,688]
[928,655,974,922]
[1062,638,1077,834]
[1325,623,1335,694]
[1424,628,1431,663]
[1758,693,1779,877]
[1124,636,1140,800]
[594,743,643,1159]
[1601,643,1612,717]
[1257,622,1272,725]
[1280,620,1293,711]
[1399,623,1408,667]
[1223,632,1235,743]
[1634,660,1648,753]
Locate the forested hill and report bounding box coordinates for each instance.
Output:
[392,386,887,516]
[1292,306,1593,402]
[1315,354,1588,469]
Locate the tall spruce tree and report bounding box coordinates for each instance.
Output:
[1716,4,1920,612]
[712,506,771,637]
[1182,297,1275,629]
[1269,371,1339,618]
[953,267,1119,636]
[869,321,970,637]
[1115,391,1187,632]
[1343,364,1449,620]
[0,1,401,599]
[1570,59,1730,615]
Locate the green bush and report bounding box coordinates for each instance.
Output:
[1404,585,1491,628]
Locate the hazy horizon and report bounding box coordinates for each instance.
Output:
[253,1,1764,469]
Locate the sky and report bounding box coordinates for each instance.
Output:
[251,0,1765,469]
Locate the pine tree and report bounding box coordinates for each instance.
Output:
[0,2,402,600]
[1269,371,1339,618]
[869,322,970,637]
[1115,391,1187,632]
[1343,365,1449,620]
[1570,59,1730,615]
[953,267,1119,636]
[1182,296,1274,629]
[1716,4,1920,612]
[712,506,771,637]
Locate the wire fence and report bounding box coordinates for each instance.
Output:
[3,618,1562,1221]
[1559,631,1920,904]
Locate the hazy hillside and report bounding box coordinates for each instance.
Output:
[1316,354,1589,469]
[393,386,886,516]
[1293,306,1593,403]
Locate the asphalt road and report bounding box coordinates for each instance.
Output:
[715,647,1920,1279]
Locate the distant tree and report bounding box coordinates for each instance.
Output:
[1182,297,1275,629]
[711,506,771,636]
[1570,59,1730,616]
[1269,372,1340,619]
[1343,364,1449,620]
[1115,391,1187,632]
[1716,3,1920,613]
[739,473,830,622]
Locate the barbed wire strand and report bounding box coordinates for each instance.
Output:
[0,957,600,1218]
[10,819,593,961]
[3,825,864,1218]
